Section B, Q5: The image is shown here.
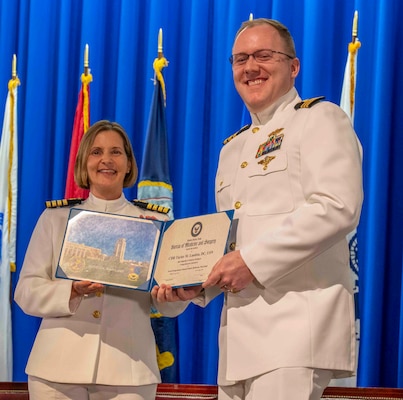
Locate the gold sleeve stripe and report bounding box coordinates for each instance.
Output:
[45,198,83,208]
[132,199,170,214]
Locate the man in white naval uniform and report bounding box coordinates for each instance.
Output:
[153,18,363,400]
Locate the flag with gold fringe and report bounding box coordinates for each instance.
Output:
[137,29,177,383]
[0,63,20,380]
[331,11,361,388]
[137,60,173,219]
[65,55,92,199]
[340,13,361,125]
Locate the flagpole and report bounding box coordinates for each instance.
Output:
[11,55,17,80]
[84,44,89,76]
[352,10,358,43]
[158,28,163,59]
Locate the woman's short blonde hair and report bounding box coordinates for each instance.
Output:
[74,120,138,189]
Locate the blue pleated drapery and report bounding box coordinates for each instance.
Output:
[1,0,403,388]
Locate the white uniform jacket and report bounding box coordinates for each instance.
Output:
[198,88,363,384]
[15,193,188,385]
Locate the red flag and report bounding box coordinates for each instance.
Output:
[65,73,92,199]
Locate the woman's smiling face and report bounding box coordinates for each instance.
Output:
[86,130,131,200]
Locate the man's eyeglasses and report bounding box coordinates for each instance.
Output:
[229,49,294,66]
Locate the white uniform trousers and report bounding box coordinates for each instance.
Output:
[28,376,157,400]
[218,368,333,400]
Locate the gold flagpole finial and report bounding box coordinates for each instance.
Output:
[84,44,89,75]
[12,54,17,79]
[154,28,168,104]
[158,28,163,59]
[249,13,254,21]
[352,11,358,42]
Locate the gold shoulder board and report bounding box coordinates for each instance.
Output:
[223,124,251,145]
[132,200,170,214]
[294,96,325,110]
[45,198,84,208]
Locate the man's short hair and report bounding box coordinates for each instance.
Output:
[234,18,296,58]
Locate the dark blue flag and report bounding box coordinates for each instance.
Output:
[137,56,177,382]
[138,57,173,219]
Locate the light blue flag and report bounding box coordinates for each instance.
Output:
[0,73,20,381]
[331,11,361,388]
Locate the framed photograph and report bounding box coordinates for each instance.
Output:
[56,208,233,291]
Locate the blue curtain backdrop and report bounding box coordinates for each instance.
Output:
[1,0,403,388]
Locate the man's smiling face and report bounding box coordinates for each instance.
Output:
[232,24,300,114]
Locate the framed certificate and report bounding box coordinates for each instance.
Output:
[56,208,234,291]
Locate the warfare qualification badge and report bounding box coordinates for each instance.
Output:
[258,155,276,170]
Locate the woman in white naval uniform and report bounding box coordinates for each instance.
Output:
[15,120,188,400]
